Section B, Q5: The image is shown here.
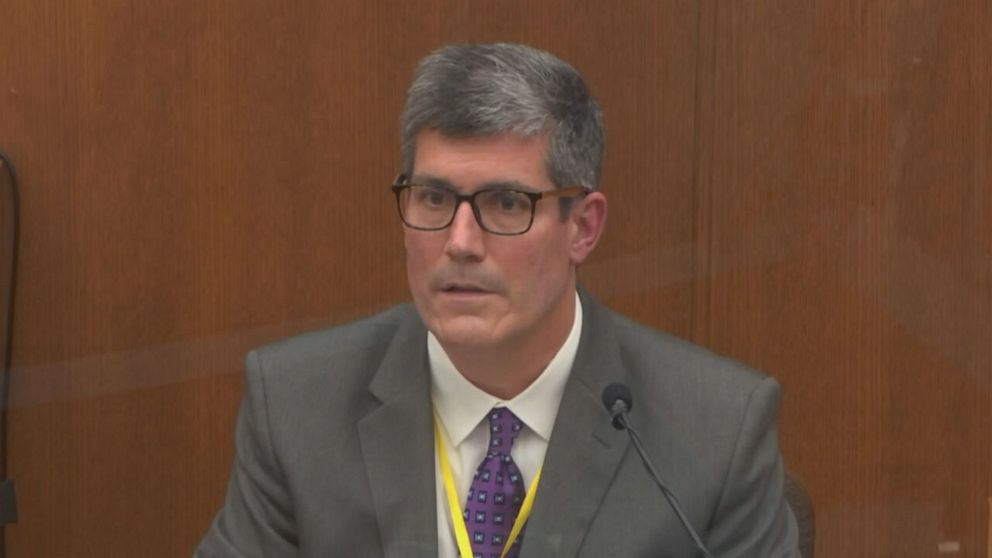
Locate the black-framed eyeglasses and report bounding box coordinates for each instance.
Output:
[391,175,589,236]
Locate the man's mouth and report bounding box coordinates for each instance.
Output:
[432,272,500,296]
[442,284,488,294]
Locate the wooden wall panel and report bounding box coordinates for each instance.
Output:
[1,2,409,555]
[694,1,991,556]
[1,0,988,556]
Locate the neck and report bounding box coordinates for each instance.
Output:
[447,348,551,400]
[444,293,576,400]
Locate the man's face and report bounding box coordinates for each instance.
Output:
[403,129,582,353]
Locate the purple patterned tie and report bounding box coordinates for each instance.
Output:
[464,407,526,558]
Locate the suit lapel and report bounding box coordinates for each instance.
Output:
[357,315,439,558]
[521,293,632,557]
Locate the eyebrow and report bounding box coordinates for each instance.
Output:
[409,174,540,193]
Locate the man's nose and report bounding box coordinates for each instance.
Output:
[444,200,487,260]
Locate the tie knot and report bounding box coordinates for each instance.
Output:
[486,407,523,455]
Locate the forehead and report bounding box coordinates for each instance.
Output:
[410,129,552,190]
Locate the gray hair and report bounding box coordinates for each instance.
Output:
[400,43,604,190]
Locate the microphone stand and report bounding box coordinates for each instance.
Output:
[612,404,714,558]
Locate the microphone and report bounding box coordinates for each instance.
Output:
[601,382,632,429]
[601,383,714,558]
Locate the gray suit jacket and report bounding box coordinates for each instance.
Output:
[197,293,799,557]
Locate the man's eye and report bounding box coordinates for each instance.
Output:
[492,192,528,212]
[415,188,449,207]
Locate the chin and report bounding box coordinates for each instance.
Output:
[430,316,504,348]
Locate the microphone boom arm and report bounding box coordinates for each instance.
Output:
[603,382,714,558]
[616,411,713,558]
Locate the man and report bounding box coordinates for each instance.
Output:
[197,43,799,557]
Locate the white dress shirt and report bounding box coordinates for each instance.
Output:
[430,294,583,558]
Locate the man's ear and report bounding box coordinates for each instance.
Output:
[568,191,607,264]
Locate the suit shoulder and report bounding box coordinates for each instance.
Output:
[249,303,422,379]
[595,307,784,476]
[606,309,772,395]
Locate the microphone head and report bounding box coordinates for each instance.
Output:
[601,382,633,412]
[601,383,633,429]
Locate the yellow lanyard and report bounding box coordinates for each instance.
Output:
[433,412,542,558]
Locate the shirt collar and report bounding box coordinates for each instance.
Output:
[430,293,583,447]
